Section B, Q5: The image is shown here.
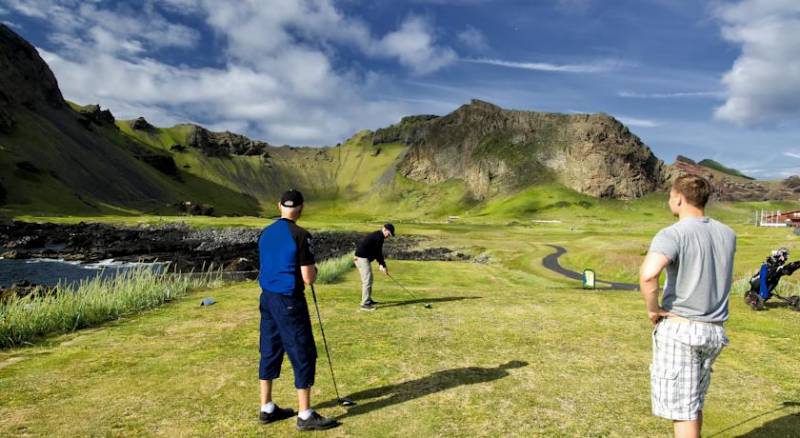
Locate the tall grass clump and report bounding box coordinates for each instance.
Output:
[0,267,222,349]
[316,254,355,284]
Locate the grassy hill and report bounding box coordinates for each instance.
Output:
[699,159,755,180]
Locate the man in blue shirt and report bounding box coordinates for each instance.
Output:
[258,189,339,431]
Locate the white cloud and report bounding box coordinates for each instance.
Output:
[377,15,457,75]
[8,0,457,145]
[618,90,724,99]
[457,26,489,51]
[463,57,624,73]
[616,116,661,128]
[714,0,800,125]
[784,152,800,160]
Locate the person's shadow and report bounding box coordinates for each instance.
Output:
[377,296,482,308]
[315,360,528,419]
[706,401,800,437]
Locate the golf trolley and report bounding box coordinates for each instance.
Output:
[745,248,800,311]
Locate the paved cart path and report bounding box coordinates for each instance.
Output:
[541,244,638,291]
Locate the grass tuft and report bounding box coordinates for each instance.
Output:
[316,254,356,284]
[0,267,222,349]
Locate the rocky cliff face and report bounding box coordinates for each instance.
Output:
[184,124,270,157]
[0,24,65,112]
[375,99,666,200]
[0,24,67,134]
[666,159,799,201]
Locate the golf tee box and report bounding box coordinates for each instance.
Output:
[582,269,595,290]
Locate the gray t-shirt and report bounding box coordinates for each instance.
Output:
[648,216,736,323]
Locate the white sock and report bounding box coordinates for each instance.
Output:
[298,409,314,420]
[261,402,276,414]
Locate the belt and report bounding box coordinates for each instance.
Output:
[664,315,724,327]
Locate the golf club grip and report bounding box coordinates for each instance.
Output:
[310,285,341,400]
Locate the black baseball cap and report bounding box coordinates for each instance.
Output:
[383,223,395,236]
[280,189,304,208]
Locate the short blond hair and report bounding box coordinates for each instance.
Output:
[673,174,711,208]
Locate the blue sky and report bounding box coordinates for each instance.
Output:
[1,0,799,179]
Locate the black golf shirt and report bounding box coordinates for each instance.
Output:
[355,230,387,268]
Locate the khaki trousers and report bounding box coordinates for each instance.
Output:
[354,257,373,305]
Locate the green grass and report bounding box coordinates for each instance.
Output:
[0,267,222,349]
[699,159,755,180]
[316,255,356,284]
[1,215,799,436]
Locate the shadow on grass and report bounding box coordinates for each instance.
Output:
[315,360,528,419]
[707,401,800,437]
[377,296,482,308]
[763,301,800,311]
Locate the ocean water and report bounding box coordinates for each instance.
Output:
[0,258,168,288]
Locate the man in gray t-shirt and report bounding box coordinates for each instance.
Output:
[639,174,736,438]
[649,216,736,323]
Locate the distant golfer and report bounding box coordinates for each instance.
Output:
[257,189,338,431]
[354,223,395,311]
[639,175,736,438]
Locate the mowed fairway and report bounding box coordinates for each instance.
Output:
[1,219,799,437]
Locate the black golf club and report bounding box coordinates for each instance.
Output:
[387,273,432,308]
[309,284,356,407]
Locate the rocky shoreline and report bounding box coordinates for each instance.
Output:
[0,221,470,300]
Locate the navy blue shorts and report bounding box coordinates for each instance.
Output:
[259,291,317,388]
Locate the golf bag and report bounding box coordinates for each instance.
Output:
[745,248,800,311]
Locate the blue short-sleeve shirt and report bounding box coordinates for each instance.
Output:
[258,218,316,295]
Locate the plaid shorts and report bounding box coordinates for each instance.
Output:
[650,318,729,421]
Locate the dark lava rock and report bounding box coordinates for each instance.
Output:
[131,117,155,131]
[0,280,56,302]
[170,143,187,152]
[0,222,466,276]
[137,154,178,175]
[77,104,116,127]
[186,124,269,157]
[0,181,6,204]
[387,247,470,262]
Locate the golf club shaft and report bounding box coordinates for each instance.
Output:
[387,274,419,300]
[310,284,342,400]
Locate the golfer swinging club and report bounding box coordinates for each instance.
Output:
[257,189,339,431]
[354,223,395,311]
[639,174,736,438]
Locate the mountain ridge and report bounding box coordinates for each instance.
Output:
[0,24,796,217]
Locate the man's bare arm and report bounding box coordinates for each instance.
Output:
[639,252,672,326]
[301,265,317,285]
